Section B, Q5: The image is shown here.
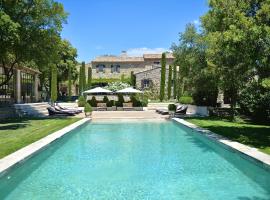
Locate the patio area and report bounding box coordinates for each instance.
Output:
[91,110,169,121]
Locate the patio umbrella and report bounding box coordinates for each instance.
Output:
[83,87,112,94]
[116,87,143,94]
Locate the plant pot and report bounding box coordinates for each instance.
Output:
[85,112,92,117]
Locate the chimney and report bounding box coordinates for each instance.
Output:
[120,50,127,57]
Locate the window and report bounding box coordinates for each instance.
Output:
[154,61,160,65]
[96,64,105,73]
[21,72,34,103]
[111,64,120,73]
[0,67,15,104]
[142,79,151,88]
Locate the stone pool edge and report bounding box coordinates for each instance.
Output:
[172,118,270,169]
[0,118,90,174]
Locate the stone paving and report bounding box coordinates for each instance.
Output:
[91,110,169,121]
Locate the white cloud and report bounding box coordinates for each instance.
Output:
[193,19,200,25]
[126,47,170,56]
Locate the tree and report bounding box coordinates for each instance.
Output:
[201,0,269,118]
[159,53,166,101]
[0,0,67,87]
[172,23,218,105]
[82,62,86,91]
[68,63,72,101]
[173,65,177,99]
[88,67,92,89]
[79,62,86,94]
[167,65,172,99]
[130,71,136,87]
[51,65,57,103]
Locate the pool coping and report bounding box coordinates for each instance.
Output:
[173,118,270,169]
[0,118,90,174]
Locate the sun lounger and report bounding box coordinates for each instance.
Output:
[56,104,82,113]
[174,105,188,117]
[55,105,82,114]
[47,107,75,116]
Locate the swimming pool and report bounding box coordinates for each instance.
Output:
[0,121,269,199]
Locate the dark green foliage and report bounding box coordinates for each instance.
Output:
[88,67,92,89]
[173,65,177,99]
[168,104,176,111]
[84,103,92,113]
[51,65,57,102]
[130,71,136,87]
[78,96,86,107]
[159,53,166,102]
[192,72,218,106]
[239,82,270,124]
[88,96,97,107]
[82,62,86,91]
[116,94,125,107]
[179,96,193,104]
[130,95,142,107]
[103,96,109,104]
[79,62,86,94]
[67,64,72,101]
[107,100,115,107]
[167,65,172,99]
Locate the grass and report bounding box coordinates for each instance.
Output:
[186,117,270,155]
[0,117,81,159]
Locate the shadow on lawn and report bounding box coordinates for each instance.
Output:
[0,117,70,131]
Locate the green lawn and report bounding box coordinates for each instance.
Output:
[186,117,270,155]
[0,117,81,159]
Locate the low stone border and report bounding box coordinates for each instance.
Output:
[173,118,270,169]
[0,118,90,174]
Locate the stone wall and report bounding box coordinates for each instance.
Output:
[90,58,174,79]
[135,67,171,91]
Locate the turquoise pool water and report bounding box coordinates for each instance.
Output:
[0,121,269,200]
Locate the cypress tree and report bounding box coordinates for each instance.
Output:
[88,67,92,89]
[81,62,86,91]
[130,71,136,87]
[79,65,82,94]
[51,65,57,103]
[159,53,166,102]
[68,64,72,101]
[173,65,177,99]
[167,65,172,100]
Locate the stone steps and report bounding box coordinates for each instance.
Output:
[14,102,50,117]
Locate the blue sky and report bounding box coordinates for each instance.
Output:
[58,0,208,62]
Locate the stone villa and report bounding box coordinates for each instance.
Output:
[87,51,174,90]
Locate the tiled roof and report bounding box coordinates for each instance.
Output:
[91,53,174,63]
[143,53,174,59]
[92,56,144,63]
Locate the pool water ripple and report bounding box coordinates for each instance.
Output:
[0,121,269,200]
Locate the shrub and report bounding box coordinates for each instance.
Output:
[78,96,86,107]
[179,96,194,104]
[115,101,122,107]
[239,82,270,123]
[117,94,125,105]
[107,100,115,107]
[168,104,176,111]
[84,103,92,113]
[103,96,109,103]
[88,96,97,107]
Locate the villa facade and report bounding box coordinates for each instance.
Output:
[89,51,174,79]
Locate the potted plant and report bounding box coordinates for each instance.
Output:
[84,103,92,117]
[168,104,176,117]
